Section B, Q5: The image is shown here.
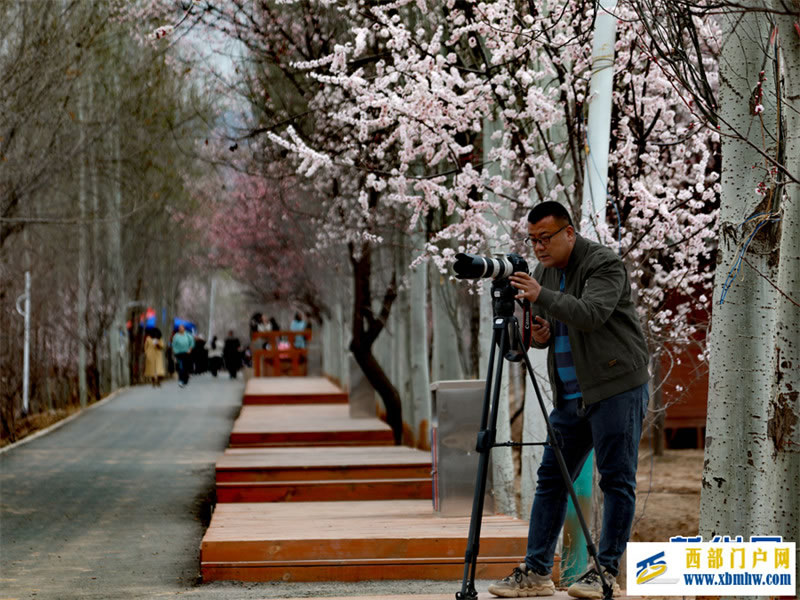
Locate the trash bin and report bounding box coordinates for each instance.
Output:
[430,380,494,516]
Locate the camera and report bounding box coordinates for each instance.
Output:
[452,252,529,280]
[453,252,531,361]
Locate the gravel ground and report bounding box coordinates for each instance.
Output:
[0,375,495,600]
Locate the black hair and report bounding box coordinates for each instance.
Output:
[527,201,574,227]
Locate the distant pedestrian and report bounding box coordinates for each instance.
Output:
[249,312,263,335]
[289,312,307,349]
[257,315,273,349]
[207,335,223,377]
[143,334,165,387]
[172,324,195,388]
[223,330,241,379]
[192,334,208,374]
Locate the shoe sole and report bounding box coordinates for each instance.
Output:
[567,585,620,599]
[488,585,555,597]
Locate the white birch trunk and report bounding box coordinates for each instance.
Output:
[392,236,412,444]
[407,231,431,449]
[108,74,126,389]
[521,347,554,520]
[429,264,464,382]
[700,3,799,582]
[481,115,516,517]
[77,89,88,407]
[333,301,347,388]
[321,307,337,382]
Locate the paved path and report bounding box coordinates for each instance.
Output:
[0,375,493,599]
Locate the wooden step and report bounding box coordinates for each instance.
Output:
[216,477,432,502]
[201,500,531,582]
[216,447,431,482]
[243,376,347,405]
[230,405,394,447]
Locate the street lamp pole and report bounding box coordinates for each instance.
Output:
[15,271,31,415]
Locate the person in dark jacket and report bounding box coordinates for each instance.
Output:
[222,330,241,379]
[488,202,650,599]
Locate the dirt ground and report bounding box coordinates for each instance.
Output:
[0,405,83,448]
[631,447,704,542]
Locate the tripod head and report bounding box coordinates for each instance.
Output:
[490,278,530,363]
[490,278,518,318]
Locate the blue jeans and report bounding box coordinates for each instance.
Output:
[525,383,648,577]
[175,352,191,385]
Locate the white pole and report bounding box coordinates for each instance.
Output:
[15,272,31,414]
[23,271,31,414]
[566,0,618,584]
[581,0,618,236]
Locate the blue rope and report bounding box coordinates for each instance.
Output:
[718,214,781,305]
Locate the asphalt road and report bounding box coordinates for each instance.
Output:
[0,375,488,600]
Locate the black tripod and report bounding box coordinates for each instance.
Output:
[456,278,613,600]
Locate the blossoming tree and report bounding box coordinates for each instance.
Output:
[137,1,722,461]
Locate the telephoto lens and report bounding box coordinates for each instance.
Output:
[453,253,525,279]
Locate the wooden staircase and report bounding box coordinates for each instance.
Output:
[200,376,531,583]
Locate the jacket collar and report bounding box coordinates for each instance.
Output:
[561,233,589,274]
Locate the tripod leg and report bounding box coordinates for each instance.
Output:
[457,320,509,600]
[513,327,615,600]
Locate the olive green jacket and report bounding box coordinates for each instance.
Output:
[530,234,650,406]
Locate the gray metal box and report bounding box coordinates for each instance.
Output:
[430,380,494,516]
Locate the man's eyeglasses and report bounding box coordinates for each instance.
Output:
[526,224,568,248]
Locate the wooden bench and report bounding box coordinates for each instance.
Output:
[251,329,312,377]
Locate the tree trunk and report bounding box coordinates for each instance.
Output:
[407,231,431,449]
[429,264,464,382]
[700,2,799,579]
[521,342,554,526]
[391,235,410,442]
[77,87,88,408]
[108,73,126,390]
[481,115,517,516]
[348,241,403,444]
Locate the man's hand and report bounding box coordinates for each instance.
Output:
[509,272,542,303]
[531,315,551,344]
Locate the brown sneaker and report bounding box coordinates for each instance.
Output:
[488,562,555,597]
[567,567,621,598]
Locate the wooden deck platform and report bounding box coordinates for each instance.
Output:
[243,377,348,405]
[229,404,395,447]
[215,447,432,502]
[201,500,530,582]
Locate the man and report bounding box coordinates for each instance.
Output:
[489,202,650,599]
[223,330,241,380]
[171,324,195,388]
